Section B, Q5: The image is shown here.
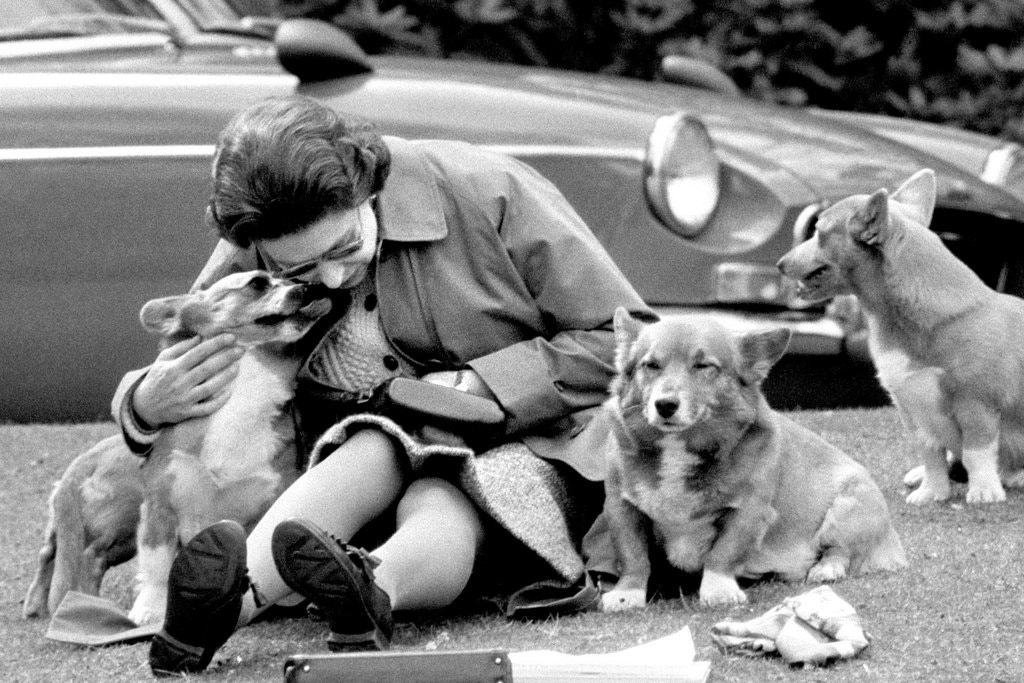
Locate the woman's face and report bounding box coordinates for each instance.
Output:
[255,201,378,289]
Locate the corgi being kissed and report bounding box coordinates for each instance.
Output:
[600,310,905,610]
[778,169,1024,505]
[23,271,331,624]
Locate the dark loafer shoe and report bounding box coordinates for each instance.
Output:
[149,520,248,677]
[272,517,393,651]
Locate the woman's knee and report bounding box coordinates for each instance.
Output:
[314,428,402,475]
[397,478,483,534]
[340,427,399,456]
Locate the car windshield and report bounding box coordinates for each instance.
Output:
[0,1,171,40]
[0,0,265,41]
[172,0,279,39]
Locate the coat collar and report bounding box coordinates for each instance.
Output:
[375,136,448,243]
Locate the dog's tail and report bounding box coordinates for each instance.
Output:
[22,470,89,618]
[48,465,95,616]
[21,481,61,618]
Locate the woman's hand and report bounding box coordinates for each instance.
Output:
[132,334,245,428]
[420,369,496,400]
[415,369,497,448]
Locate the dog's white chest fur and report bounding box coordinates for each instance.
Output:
[625,435,717,572]
[867,321,947,414]
[870,337,916,387]
[200,351,293,482]
[864,315,921,385]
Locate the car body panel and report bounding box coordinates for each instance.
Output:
[3,5,1024,420]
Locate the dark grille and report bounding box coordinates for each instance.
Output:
[931,208,1024,296]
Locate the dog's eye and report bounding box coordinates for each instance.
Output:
[248,274,272,292]
[693,361,720,373]
[641,358,662,371]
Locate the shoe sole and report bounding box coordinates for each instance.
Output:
[171,526,248,605]
[272,518,389,648]
[150,520,248,676]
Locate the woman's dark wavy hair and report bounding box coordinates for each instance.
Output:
[206,95,391,248]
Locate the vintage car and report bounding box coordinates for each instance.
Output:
[4,0,1024,421]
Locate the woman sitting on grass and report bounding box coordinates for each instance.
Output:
[112,94,651,675]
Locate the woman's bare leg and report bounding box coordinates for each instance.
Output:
[238,429,404,624]
[371,477,484,611]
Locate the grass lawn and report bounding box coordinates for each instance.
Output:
[3,408,1023,682]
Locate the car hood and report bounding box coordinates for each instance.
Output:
[356,57,1024,219]
[695,100,1024,218]
[5,35,1020,219]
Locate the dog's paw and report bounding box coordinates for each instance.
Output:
[601,588,647,612]
[128,590,167,626]
[806,557,848,583]
[905,482,951,505]
[700,586,748,607]
[21,590,46,619]
[699,571,747,607]
[1002,469,1024,489]
[902,464,924,488]
[965,481,1006,505]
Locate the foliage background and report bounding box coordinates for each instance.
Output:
[238,0,1024,143]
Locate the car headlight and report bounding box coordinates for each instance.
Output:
[982,142,1024,203]
[644,111,721,237]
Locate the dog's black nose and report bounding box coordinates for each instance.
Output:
[654,398,679,418]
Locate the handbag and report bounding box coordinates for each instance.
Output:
[293,376,507,464]
[377,377,506,436]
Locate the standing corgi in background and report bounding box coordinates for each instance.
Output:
[779,169,1024,505]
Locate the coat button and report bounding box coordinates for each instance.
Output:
[364,294,377,311]
[383,355,399,371]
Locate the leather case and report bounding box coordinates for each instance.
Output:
[383,377,506,432]
[283,649,512,683]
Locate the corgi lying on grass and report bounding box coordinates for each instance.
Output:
[600,309,905,610]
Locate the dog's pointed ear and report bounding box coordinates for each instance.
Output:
[613,307,646,370]
[891,168,936,228]
[139,296,188,335]
[737,328,791,385]
[139,296,209,337]
[852,188,889,246]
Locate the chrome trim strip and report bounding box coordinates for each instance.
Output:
[791,203,821,248]
[485,144,643,162]
[0,145,215,162]
[0,34,170,59]
[653,305,844,356]
[785,204,824,311]
[0,72,296,88]
[713,262,786,305]
[982,143,1022,184]
[0,143,642,163]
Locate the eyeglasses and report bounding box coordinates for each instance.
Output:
[255,204,369,282]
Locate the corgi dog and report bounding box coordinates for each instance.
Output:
[23,271,330,624]
[127,270,331,625]
[778,169,1024,505]
[600,309,905,610]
